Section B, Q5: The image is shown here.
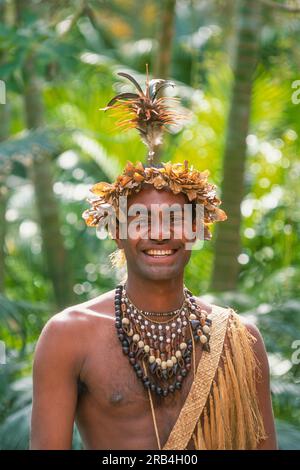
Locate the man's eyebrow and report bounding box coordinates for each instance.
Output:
[127,205,184,215]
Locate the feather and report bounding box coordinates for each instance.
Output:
[100,93,140,109]
[102,65,185,163]
[149,79,175,101]
[117,72,144,95]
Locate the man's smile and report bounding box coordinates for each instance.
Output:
[141,246,181,262]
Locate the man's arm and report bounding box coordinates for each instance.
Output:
[244,321,278,450]
[30,311,83,449]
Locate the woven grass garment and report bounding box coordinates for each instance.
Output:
[162,305,268,450]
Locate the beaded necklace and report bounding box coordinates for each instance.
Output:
[114,283,212,398]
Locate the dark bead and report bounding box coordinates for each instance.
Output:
[118,334,125,342]
[151,384,156,392]
[156,386,162,396]
[168,385,175,393]
[134,364,140,371]
[129,352,135,358]
[162,370,168,381]
[142,376,148,383]
[162,389,168,397]
[177,375,183,382]
[185,357,191,364]
[115,322,122,329]
[175,382,182,390]
[122,340,128,348]
[181,369,187,377]
[188,344,193,351]
[149,362,157,374]
[129,358,136,365]
[136,370,143,378]
[183,349,191,358]
[118,328,123,335]
[122,347,129,355]
[191,320,200,330]
[186,363,191,371]
[187,339,193,346]
[144,381,150,388]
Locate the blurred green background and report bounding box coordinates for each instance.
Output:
[0,0,299,450]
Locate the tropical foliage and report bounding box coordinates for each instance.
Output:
[0,0,299,450]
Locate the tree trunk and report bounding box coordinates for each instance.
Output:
[16,0,74,308]
[154,0,176,79]
[210,0,262,291]
[152,0,176,164]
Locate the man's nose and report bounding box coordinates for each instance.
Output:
[149,213,170,241]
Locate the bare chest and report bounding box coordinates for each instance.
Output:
[75,322,203,448]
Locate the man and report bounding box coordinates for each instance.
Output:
[30,71,277,450]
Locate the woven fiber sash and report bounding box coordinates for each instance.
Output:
[162,304,230,450]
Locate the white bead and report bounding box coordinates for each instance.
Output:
[171,356,177,364]
[151,324,155,329]
[122,317,130,325]
[156,358,162,366]
[161,361,167,370]
[189,313,197,320]
[166,325,170,331]
[138,340,144,348]
[203,325,210,334]
[159,336,164,341]
[147,332,151,337]
[200,335,208,344]
[158,325,162,330]
[175,350,182,358]
[144,345,150,353]
[153,335,157,340]
[166,338,171,343]
[166,360,173,368]
[133,334,140,342]
[149,355,156,363]
[180,342,187,350]
[172,323,176,328]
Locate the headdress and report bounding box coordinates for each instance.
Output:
[82,66,227,265]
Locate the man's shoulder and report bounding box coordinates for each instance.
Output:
[40,288,117,342]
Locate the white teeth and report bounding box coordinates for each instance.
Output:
[145,249,174,256]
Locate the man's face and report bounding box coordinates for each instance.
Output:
[115,184,197,281]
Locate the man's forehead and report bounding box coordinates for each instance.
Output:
[127,184,188,207]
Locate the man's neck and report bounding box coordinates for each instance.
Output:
[124,273,185,313]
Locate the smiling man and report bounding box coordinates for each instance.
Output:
[30,71,277,450]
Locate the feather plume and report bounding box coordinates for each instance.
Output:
[100,65,186,164]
